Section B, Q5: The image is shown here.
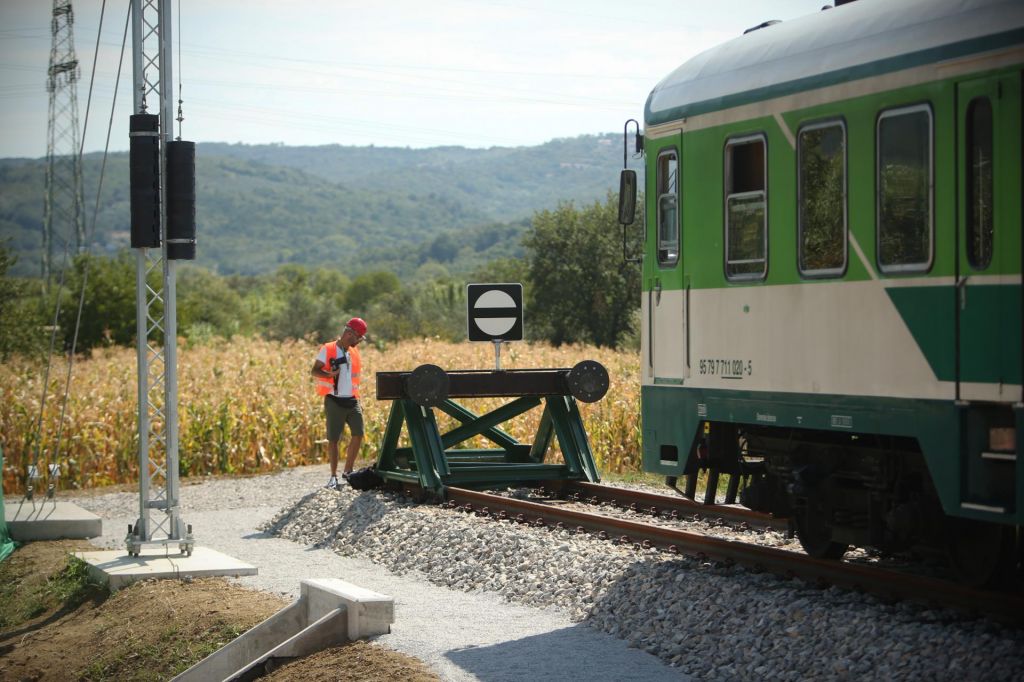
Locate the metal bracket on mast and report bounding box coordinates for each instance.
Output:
[126,0,192,557]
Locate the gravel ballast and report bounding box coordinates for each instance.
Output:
[76,465,1024,681]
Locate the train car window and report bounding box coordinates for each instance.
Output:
[725,135,767,280]
[798,121,846,277]
[966,97,994,270]
[877,105,933,273]
[656,149,679,266]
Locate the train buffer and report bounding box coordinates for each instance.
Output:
[374,361,609,497]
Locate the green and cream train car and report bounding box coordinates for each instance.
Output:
[627,0,1023,583]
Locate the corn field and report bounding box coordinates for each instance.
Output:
[1,338,642,494]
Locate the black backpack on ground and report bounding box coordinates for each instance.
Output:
[347,466,383,491]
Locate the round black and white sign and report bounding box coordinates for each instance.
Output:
[467,283,523,341]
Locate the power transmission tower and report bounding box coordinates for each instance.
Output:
[42,0,85,287]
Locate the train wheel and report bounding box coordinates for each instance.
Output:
[944,517,1014,587]
[795,499,848,560]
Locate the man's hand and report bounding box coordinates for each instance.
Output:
[312,360,340,379]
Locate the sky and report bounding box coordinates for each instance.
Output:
[0,0,823,158]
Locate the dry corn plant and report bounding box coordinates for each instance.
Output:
[1,338,641,494]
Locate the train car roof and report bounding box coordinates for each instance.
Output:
[645,0,1024,127]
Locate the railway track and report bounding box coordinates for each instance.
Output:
[543,480,790,532]
[441,483,1024,625]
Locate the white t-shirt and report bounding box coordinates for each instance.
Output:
[317,345,355,397]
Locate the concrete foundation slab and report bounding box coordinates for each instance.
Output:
[5,500,102,541]
[75,546,257,590]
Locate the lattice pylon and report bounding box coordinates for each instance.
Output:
[42,0,85,287]
[127,0,190,555]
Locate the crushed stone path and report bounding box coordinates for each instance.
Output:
[77,465,686,682]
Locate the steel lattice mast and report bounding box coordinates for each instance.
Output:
[127,0,191,555]
[42,0,85,287]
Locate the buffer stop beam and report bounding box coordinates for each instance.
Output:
[374,361,611,497]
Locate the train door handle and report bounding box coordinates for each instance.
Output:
[956,275,968,310]
[654,278,662,305]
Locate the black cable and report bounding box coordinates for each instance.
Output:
[26,0,110,496]
[55,2,131,477]
[32,0,127,497]
[176,0,183,139]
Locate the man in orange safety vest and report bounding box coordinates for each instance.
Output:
[311,317,366,489]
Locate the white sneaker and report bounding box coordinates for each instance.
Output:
[325,476,338,490]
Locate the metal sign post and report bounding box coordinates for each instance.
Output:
[467,283,523,371]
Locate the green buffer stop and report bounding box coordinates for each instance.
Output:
[374,361,609,497]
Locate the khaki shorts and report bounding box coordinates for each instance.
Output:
[324,396,364,441]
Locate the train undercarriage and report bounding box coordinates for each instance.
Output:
[679,422,1022,587]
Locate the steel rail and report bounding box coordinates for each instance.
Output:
[445,486,1023,624]
[547,481,790,532]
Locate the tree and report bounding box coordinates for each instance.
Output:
[523,194,641,348]
[367,276,467,343]
[343,270,400,313]
[58,251,143,352]
[266,287,338,342]
[178,266,250,339]
[425,232,459,263]
[256,265,348,342]
[469,257,527,285]
[0,241,48,359]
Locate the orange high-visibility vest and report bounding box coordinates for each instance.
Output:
[315,342,361,398]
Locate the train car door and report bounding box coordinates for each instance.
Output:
[647,142,688,384]
[955,73,1022,403]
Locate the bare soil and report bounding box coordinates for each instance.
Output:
[0,540,438,682]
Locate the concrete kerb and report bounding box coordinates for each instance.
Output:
[172,578,394,682]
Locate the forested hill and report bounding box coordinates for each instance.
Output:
[0,133,631,278]
[200,133,624,220]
